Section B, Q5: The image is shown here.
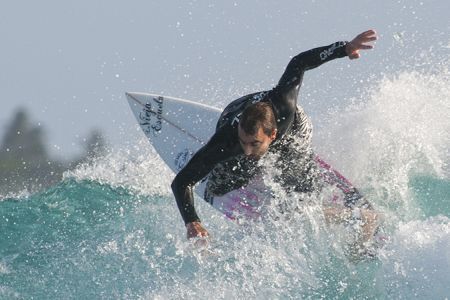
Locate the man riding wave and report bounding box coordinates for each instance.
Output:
[171,30,379,247]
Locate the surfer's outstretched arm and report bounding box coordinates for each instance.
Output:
[277,29,377,90]
[270,29,377,137]
[275,42,347,97]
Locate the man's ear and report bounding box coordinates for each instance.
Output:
[270,129,277,141]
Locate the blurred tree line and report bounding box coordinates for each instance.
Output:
[0,108,107,196]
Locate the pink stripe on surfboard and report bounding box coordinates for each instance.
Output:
[314,155,355,194]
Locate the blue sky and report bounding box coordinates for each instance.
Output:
[0,0,448,158]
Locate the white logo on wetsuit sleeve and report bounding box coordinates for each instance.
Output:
[320,42,346,61]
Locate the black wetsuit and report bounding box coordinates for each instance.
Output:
[172,41,349,224]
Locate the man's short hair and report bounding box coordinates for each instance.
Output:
[239,102,277,136]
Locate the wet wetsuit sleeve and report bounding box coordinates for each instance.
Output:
[267,42,348,137]
[276,41,348,90]
[171,130,232,224]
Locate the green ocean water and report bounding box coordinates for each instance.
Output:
[0,174,449,299]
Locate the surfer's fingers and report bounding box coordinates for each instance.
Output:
[354,35,377,45]
[360,29,377,37]
[355,31,377,43]
[358,44,374,50]
[360,35,378,42]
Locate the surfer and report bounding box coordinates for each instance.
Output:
[171,30,379,244]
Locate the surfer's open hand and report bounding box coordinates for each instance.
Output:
[186,221,209,239]
[346,29,377,59]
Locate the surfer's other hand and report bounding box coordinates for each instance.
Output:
[346,29,377,59]
[186,221,209,239]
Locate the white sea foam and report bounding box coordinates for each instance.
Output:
[0,188,31,202]
[315,67,450,219]
[64,138,173,196]
[378,216,450,298]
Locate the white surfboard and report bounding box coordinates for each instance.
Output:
[125,92,363,221]
[126,92,268,221]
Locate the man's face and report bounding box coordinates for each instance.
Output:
[238,125,277,160]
